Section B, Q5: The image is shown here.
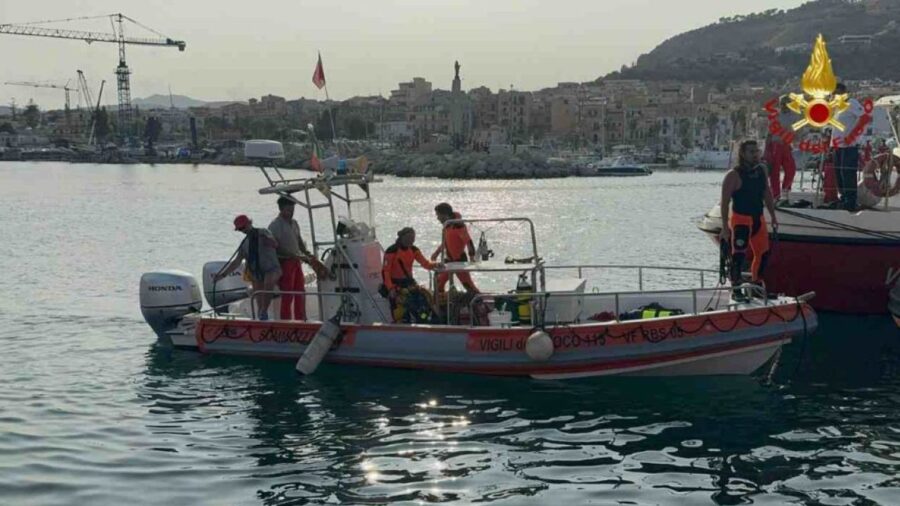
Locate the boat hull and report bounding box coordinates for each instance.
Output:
[890,283,900,327]
[765,238,898,314]
[591,167,652,177]
[189,303,816,378]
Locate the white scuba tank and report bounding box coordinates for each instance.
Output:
[295,316,342,374]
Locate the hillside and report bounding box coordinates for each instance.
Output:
[132,94,246,110]
[608,0,900,84]
[132,94,210,109]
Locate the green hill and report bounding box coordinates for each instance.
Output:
[608,0,900,84]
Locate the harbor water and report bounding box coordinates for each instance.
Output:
[1,162,899,505]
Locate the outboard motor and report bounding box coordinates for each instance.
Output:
[890,282,900,328]
[140,270,202,337]
[202,261,248,311]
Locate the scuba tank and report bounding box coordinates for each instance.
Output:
[516,272,533,324]
[476,232,494,262]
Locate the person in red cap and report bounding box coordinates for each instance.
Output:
[214,214,281,320]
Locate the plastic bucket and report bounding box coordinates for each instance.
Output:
[488,310,512,327]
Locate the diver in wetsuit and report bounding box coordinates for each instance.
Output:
[719,140,779,293]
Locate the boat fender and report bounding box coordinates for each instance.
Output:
[296,316,342,375]
[526,330,554,361]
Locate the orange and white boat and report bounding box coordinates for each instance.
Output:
[139,141,817,378]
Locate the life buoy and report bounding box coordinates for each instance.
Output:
[861,151,900,199]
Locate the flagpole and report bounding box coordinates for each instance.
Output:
[323,83,338,146]
[313,51,339,156]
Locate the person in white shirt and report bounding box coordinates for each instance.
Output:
[832,82,864,211]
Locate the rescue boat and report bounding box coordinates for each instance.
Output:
[140,141,817,379]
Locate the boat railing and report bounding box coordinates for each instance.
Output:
[540,264,719,290]
[201,290,352,321]
[468,282,768,327]
[248,290,367,321]
[201,283,771,327]
[441,217,539,264]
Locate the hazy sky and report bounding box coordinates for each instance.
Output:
[1,0,807,109]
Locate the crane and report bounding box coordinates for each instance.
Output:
[0,13,186,139]
[4,80,80,133]
[77,70,94,115]
[76,70,105,146]
[3,80,78,112]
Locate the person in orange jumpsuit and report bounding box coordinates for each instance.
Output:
[382,227,442,322]
[383,227,436,291]
[431,203,480,293]
[719,140,779,294]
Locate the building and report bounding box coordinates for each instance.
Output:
[249,94,288,119]
[375,120,414,144]
[469,86,498,130]
[219,102,251,122]
[408,91,452,142]
[550,94,578,136]
[497,89,531,140]
[390,78,432,109]
[579,97,607,146]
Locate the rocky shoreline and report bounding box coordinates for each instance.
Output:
[1,147,661,179]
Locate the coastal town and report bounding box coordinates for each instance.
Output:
[4,49,899,176]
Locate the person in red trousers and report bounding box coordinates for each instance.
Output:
[765,97,798,200]
[268,196,329,320]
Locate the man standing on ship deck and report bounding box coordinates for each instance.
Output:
[832,82,865,211]
[719,140,779,296]
[765,96,798,201]
[214,215,281,321]
[269,196,329,320]
[431,202,480,294]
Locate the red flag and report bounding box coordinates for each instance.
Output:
[312,53,326,90]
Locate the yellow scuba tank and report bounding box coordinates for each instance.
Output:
[516,272,533,324]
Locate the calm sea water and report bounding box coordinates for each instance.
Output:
[1,162,899,506]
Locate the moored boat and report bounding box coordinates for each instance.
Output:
[140,141,816,379]
[683,147,733,170]
[698,183,899,315]
[589,155,652,177]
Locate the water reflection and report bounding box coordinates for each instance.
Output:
[5,162,900,505]
[135,317,900,505]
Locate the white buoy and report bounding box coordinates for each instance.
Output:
[296,317,342,375]
[525,330,554,361]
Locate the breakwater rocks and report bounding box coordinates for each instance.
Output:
[163,148,584,179]
[4,145,592,179]
[372,152,576,179]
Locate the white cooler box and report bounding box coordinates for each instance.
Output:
[543,277,587,323]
